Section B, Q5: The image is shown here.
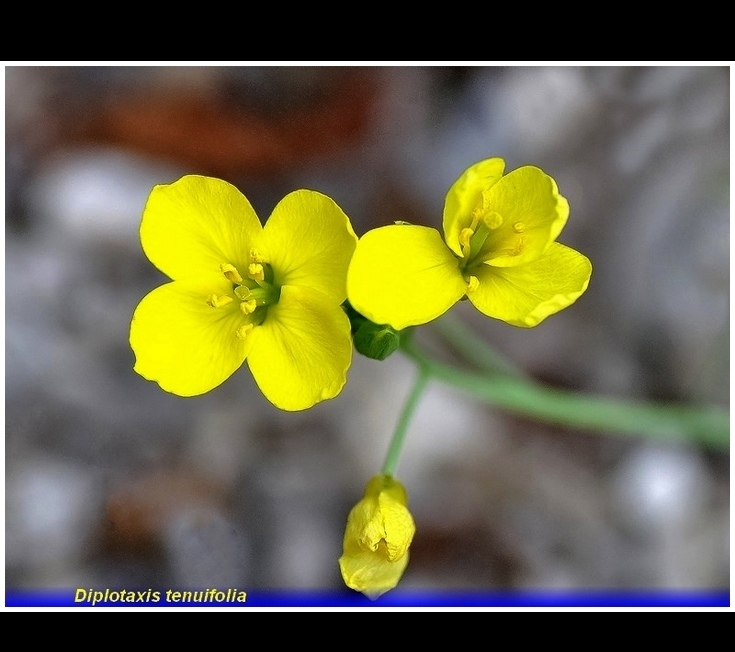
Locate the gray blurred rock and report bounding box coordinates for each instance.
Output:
[6,456,102,586]
[164,507,249,589]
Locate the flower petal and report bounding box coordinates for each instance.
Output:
[378,491,415,562]
[443,157,506,257]
[467,243,592,327]
[140,175,262,281]
[258,190,357,303]
[347,225,467,330]
[246,285,352,411]
[130,274,252,396]
[477,165,570,268]
[339,544,410,600]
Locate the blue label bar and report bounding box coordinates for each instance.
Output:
[5,589,730,608]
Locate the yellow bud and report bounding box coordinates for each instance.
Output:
[338,474,415,600]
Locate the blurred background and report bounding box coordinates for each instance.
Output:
[5,65,730,600]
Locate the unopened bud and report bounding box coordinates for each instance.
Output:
[344,302,401,361]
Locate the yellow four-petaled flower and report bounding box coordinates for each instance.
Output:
[347,157,592,330]
[339,474,416,600]
[129,175,357,411]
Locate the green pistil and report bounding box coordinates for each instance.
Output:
[233,267,281,325]
[462,222,492,270]
[459,208,503,273]
[234,282,281,307]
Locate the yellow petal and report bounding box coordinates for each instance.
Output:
[347,225,467,330]
[258,190,357,303]
[443,157,506,257]
[476,165,570,267]
[130,274,252,396]
[467,242,592,327]
[246,285,352,411]
[378,493,416,561]
[339,545,410,601]
[140,175,262,281]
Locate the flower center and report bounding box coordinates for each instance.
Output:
[458,201,504,272]
[207,252,281,340]
[457,194,526,281]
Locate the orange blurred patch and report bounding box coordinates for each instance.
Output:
[77,69,381,178]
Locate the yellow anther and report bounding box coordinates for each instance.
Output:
[240,299,257,315]
[248,263,265,282]
[236,323,254,340]
[467,275,480,293]
[206,294,233,308]
[220,263,243,283]
[513,221,525,233]
[249,250,265,264]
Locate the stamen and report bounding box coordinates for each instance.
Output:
[467,276,480,293]
[459,228,474,258]
[236,323,254,340]
[206,294,233,308]
[240,299,257,315]
[220,263,243,283]
[249,249,265,264]
[512,236,525,256]
[488,235,525,261]
[248,263,265,282]
[512,221,525,233]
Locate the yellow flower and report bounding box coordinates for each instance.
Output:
[129,175,357,410]
[347,157,592,329]
[339,474,416,600]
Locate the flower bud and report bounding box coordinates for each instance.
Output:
[338,474,416,600]
[344,302,402,360]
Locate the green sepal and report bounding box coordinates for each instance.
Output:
[343,301,402,361]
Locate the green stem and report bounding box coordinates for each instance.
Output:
[431,312,526,378]
[401,338,729,451]
[381,362,431,476]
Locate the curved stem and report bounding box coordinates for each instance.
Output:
[381,361,431,476]
[401,338,729,451]
[431,312,526,378]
